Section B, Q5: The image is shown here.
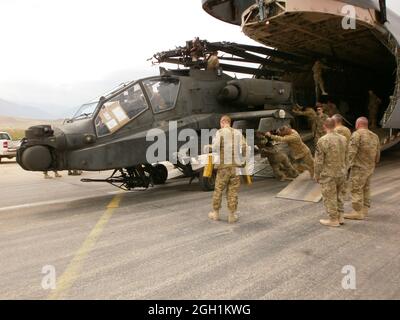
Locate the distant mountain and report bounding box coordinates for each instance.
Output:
[0,115,63,130]
[0,98,54,119]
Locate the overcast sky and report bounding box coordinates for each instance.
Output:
[0,0,257,114]
[1,0,400,115]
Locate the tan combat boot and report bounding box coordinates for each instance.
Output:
[362,207,369,218]
[319,218,340,227]
[55,172,62,178]
[344,210,365,220]
[208,211,220,221]
[228,213,239,224]
[44,173,52,179]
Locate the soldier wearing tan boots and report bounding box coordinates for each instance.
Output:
[267,126,314,178]
[208,115,248,224]
[345,117,381,221]
[314,118,348,227]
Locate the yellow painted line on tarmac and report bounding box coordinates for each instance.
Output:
[48,193,124,300]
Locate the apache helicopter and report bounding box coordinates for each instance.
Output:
[18,0,400,191]
[17,40,298,191]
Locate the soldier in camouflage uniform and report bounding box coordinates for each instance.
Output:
[43,171,62,179]
[207,51,220,71]
[255,132,298,181]
[313,60,329,99]
[292,105,319,146]
[209,115,248,224]
[333,114,352,200]
[324,100,340,117]
[333,114,352,143]
[315,104,329,145]
[292,105,317,130]
[314,118,348,227]
[267,126,315,178]
[344,117,381,220]
[190,37,203,62]
[368,90,382,128]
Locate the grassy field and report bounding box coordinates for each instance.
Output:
[1,128,25,140]
[0,116,62,140]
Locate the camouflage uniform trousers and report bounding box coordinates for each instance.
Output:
[320,176,346,219]
[270,158,298,181]
[313,135,320,148]
[212,167,241,213]
[350,168,372,211]
[369,105,379,128]
[314,74,327,97]
[292,151,315,178]
[342,178,352,201]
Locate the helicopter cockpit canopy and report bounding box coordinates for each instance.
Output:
[73,101,99,120]
[95,82,149,137]
[72,81,134,121]
[94,77,180,137]
[142,78,180,114]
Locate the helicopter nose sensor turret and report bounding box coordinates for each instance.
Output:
[20,145,52,171]
[17,125,67,172]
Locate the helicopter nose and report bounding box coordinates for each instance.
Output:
[20,145,52,171]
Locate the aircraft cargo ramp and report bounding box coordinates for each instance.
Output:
[276,172,322,203]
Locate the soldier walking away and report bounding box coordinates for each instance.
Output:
[208,115,248,224]
[312,60,329,100]
[255,132,298,181]
[314,118,348,227]
[368,90,382,128]
[43,171,62,179]
[266,126,315,178]
[345,117,381,221]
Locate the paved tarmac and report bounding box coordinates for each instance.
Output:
[0,146,399,300]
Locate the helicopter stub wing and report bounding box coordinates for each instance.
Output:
[228,109,294,132]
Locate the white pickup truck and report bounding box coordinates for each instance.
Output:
[0,132,20,163]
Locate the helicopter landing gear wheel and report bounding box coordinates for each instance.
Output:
[152,164,168,185]
[199,169,216,192]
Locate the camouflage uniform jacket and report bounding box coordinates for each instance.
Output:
[348,128,381,175]
[212,127,247,169]
[270,130,310,160]
[292,108,317,133]
[315,113,329,138]
[207,55,220,70]
[334,125,352,143]
[255,135,268,150]
[314,132,348,179]
[324,103,340,117]
[368,93,382,109]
